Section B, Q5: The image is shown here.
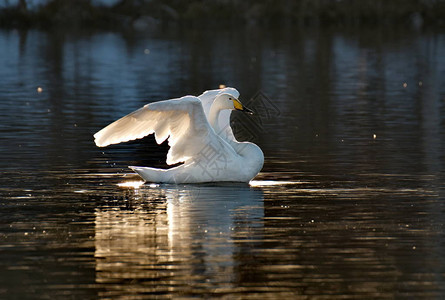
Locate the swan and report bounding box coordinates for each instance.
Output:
[93,88,264,183]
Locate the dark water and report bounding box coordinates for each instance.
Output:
[1,26,445,299]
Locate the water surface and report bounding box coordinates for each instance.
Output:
[1,27,445,298]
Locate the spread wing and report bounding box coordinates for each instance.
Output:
[198,87,239,141]
[94,96,216,165]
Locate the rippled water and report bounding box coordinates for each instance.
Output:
[1,27,445,298]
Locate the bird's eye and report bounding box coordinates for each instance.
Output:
[229,97,232,100]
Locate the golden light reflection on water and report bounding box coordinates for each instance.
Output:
[94,185,264,297]
[117,180,302,189]
[116,180,146,189]
[249,180,302,187]
[93,181,438,298]
[95,180,439,298]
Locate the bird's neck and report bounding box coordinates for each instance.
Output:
[209,102,222,133]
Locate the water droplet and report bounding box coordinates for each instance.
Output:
[373,134,377,139]
[144,49,150,55]
[403,82,408,88]
[37,87,43,93]
[219,84,226,89]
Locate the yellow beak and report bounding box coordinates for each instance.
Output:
[233,98,254,114]
[233,98,244,110]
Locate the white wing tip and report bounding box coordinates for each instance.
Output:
[95,142,107,147]
[93,133,109,147]
[94,140,106,147]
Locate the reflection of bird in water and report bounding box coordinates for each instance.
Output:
[94,184,264,297]
[94,88,264,183]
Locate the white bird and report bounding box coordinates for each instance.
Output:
[94,88,264,183]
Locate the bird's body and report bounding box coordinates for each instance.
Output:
[94,88,264,183]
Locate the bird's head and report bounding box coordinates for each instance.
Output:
[215,93,253,114]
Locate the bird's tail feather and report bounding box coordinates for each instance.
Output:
[129,166,167,183]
